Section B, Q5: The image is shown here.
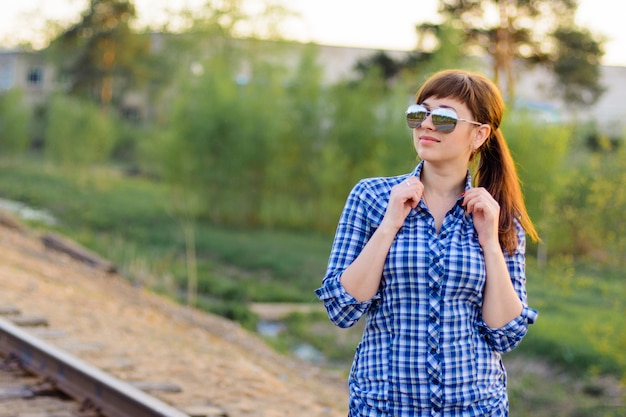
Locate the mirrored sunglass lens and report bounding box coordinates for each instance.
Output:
[406,105,427,128]
[407,112,427,127]
[431,109,458,133]
[435,123,456,133]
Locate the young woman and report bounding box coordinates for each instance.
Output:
[316,69,539,417]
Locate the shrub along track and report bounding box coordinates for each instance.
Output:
[0,220,348,417]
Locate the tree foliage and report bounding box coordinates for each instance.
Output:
[48,0,151,109]
[139,31,417,231]
[414,0,604,104]
[551,27,605,106]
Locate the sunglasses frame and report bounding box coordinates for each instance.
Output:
[406,104,482,133]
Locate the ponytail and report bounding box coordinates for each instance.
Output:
[474,129,540,254]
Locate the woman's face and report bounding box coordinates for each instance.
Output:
[412,96,487,166]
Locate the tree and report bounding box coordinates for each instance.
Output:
[353,22,479,89]
[416,0,604,103]
[48,0,150,109]
[354,51,404,82]
[551,26,605,107]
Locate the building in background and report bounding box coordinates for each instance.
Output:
[0,49,55,108]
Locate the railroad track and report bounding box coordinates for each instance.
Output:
[0,314,190,417]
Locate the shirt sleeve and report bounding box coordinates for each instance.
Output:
[314,179,384,328]
[477,222,538,354]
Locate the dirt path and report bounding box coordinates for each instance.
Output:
[0,219,348,417]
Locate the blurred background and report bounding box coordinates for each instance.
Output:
[0,1,624,416]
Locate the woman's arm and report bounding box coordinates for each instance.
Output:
[462,187,523,327]
[340,176,423,302]
[477,231,537,353]
[480,243,524,328]
[316,176,423,326]
[339,222,399,302]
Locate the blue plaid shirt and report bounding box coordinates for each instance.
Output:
[315,162,537,417]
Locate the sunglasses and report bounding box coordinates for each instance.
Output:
[406,104,482,133]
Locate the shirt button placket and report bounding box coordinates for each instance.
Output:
[427,239,444,415]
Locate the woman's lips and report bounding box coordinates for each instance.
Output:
[419,135,440,143]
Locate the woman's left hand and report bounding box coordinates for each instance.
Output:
[462,187,500,249]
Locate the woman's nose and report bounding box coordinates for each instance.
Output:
[419,113,436,130]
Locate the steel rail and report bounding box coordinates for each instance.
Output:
[0,316,190,417]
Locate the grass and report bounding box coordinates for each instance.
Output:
[0,157,332,316]
[0,157,624,392]
[519,259,626,377]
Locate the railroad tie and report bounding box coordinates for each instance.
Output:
[9,315,49,327]
[0,385,34,400]
[130,381,183,393]
[0,306,20,316]
[179,405,229,417]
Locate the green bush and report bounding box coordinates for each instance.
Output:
[195,297,258,331]
[44,95,117,168]
[550,143,626,264]
[0,88,30,155]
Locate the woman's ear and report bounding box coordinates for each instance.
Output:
[472,124,491,151]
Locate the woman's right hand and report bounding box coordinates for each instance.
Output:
[379,176,423,232]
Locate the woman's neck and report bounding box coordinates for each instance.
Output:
[420,161,467,197]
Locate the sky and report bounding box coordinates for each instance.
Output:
[0,0,624,67]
